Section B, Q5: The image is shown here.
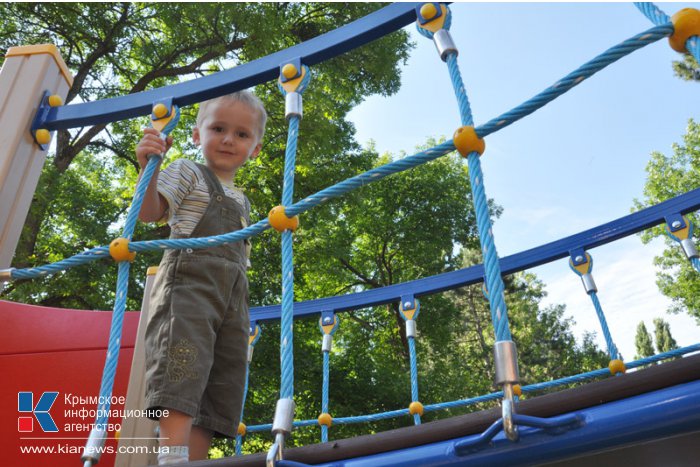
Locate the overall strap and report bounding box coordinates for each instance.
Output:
[195,163,226,197]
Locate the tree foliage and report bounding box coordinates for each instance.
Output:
[634,321,655,360]
[0,3,610,458]
[0,2,412,311]
[672,53,700,82]
[653,317,678,354]
[634,119,700,323]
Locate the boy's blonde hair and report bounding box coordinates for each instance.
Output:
[196,90,267,142]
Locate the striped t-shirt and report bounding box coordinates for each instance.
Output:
[158,159,251,262]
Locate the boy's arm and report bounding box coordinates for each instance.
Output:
[136,128,172,223]
[137,164,168,223]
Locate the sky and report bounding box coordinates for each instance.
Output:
[347,2,700,361]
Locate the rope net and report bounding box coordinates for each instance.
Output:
[2,1,700,462]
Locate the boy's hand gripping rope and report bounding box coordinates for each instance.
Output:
[267,61,311,467]
[81,104,180,467]
[416,3,519,441]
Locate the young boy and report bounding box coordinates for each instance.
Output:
[136,91,266,464]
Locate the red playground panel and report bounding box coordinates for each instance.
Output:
[1,300,140,467]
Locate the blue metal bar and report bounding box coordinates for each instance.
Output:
[454,413,584,455]
[250,187,700,322]
[301,380,700,466]
[39,3,423,131]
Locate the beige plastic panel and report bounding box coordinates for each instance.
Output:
[116,271,159,466]
[0,46,71,269]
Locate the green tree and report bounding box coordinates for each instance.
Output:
[235,149,608,453]
[634,119,700,324]
[634,321,655,360]
[672,52,700,82]
[0,2,412,312]
[653,318,678,353]
[0,5,609,459]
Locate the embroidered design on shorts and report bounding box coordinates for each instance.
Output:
[166,339,198,382]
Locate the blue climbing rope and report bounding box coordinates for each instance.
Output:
[589,292,620,360]
[321,351,330,441]
[7,20,672,283]
[243,342,700,434]
[407,337,421,425]
[277,65,311,402]
[634,2,670,25]
[476,24,673,138]
[420,5,512,342]
[91,107,181,436]
[235,365,250,456]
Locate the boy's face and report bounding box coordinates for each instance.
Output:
[193,100,262,180]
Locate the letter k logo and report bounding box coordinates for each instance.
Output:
[18,392,59,432]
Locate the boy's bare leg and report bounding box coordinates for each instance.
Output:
[189,425,214,460]
[159,409,193,446]
[157,409,193,464]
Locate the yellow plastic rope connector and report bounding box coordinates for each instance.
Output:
[48,95,63,107]
[453,126,485,157]
[512,384,522,397]
[420,3,438,21]
[318,412,332,427]
[409,401,424,416]
[569,252,593,276]
[608,359,626,376]
[669,8,700,53]
[279,62,306,93]
[417,3,448,33]
[109,237,136,262]
[268,205,299,232]
[35,129,51,145]
[282,63,299,80]
[151,104,176,133]
[237,422,247,436]
[152,103,169,119]
[665,215,692,241]
[249,325,260,346]
[320,315,338,335]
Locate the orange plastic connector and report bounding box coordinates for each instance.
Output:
[109,238,136,262]
[282,63,299,80]
[409,401,424,416]
[268,205,299,232]
[669,8,700,53]
[420,3,439,21]
[35,129,51,145]
[512,384,522,397]
[48,95,63,107]
[152,103,169,119]
[317,412,332,427]
[453,126,485,157]
[237,422,247,436]
[608,359,626,376]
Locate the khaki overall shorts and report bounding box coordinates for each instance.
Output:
[145,163,250,438]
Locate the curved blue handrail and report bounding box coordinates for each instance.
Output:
[250,187,700,322]
[39,3,423,131]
